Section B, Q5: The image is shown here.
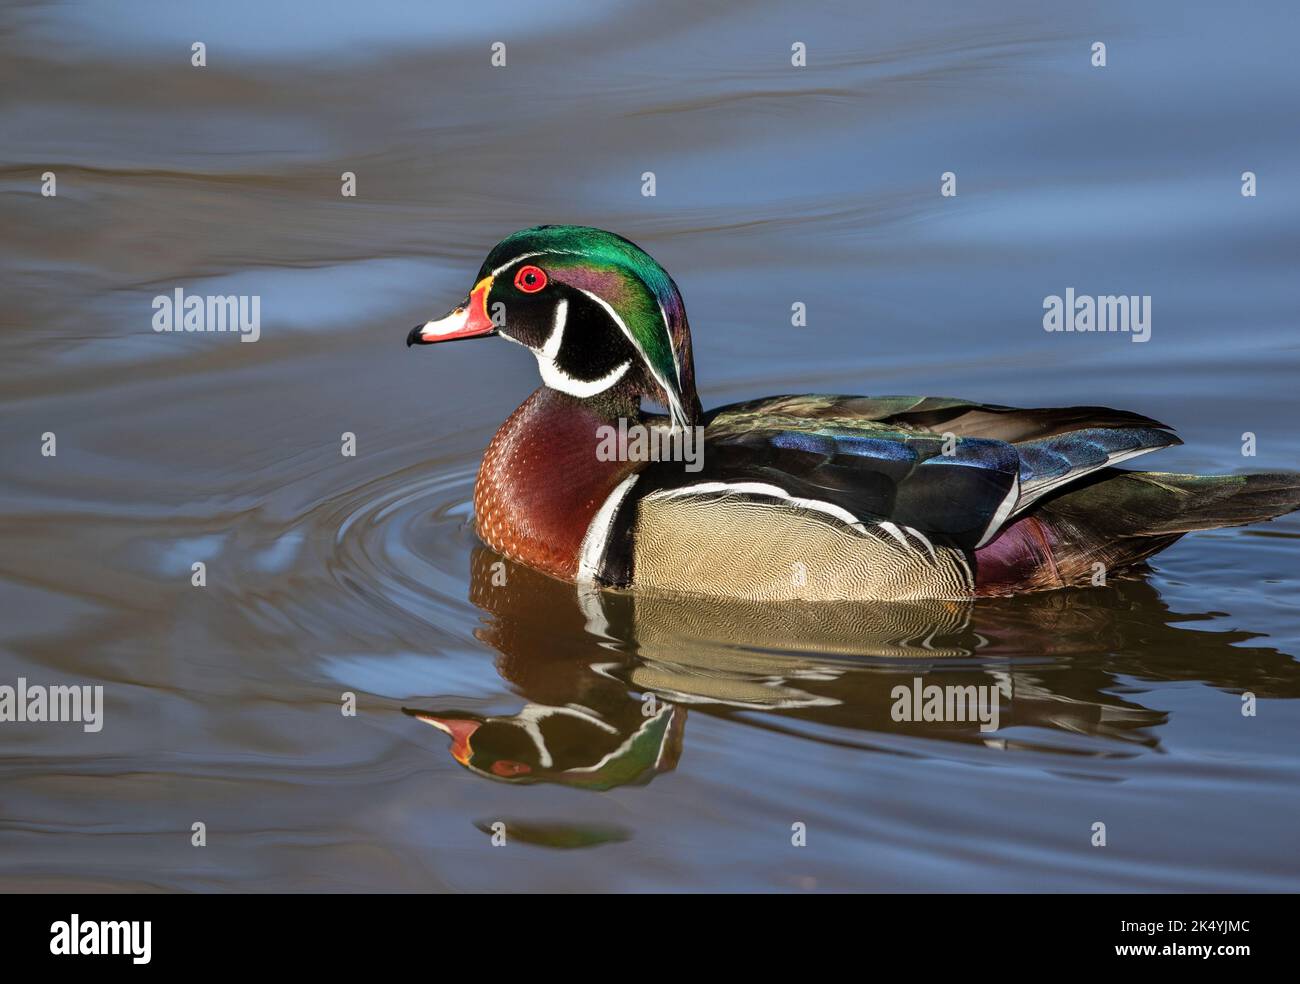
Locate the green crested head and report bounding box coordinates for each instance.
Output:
[408,700,682,789]
[408,225,702,426]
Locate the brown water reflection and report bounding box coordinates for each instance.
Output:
[406,548,1300,790]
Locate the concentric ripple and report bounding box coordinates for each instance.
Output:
[295,454,487,644]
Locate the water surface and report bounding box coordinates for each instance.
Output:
[2,0,1299,891]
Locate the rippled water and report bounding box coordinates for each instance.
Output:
[3,1,1299,891]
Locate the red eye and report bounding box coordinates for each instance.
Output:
[491,760,532,777]
[514,265,547,293]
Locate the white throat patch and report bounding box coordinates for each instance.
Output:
[531,297,632,398]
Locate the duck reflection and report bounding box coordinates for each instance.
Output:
[406,548,1300,786]
[404,702,682,789]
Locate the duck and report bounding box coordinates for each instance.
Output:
[405,703,683,789]
[407,225,1300,601]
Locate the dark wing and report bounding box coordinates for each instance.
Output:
[660,394,1182,549]
[669,422,1019,548]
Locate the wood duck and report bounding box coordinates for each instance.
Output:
[405,702,682,789]
[408,225,1300,601]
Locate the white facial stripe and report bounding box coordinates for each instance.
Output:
[540,298,567,359]
[532,297,632,397]
[565,712,675,774]
[488,250,549,279]
[651,294,683,389]
[573,286,687,429]
[513,706,554,768]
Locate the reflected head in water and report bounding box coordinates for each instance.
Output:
[405,701,682,790]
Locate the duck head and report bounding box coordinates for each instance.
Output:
[406,702,684,790]
[407,225,703,426]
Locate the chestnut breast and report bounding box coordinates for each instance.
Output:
[474,388,638,581]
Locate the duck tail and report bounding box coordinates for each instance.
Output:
[1057,470,1300,535]
[975,471,1300,594]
